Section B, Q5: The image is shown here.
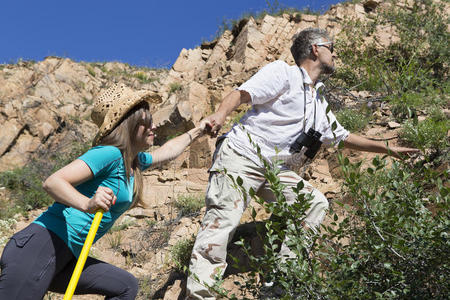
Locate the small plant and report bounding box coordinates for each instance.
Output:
[110,219,135,233]
[134,72,158,84]
[0,218,17,247]
[145,219,157,228]
[169,82,182,94]
[399,117,449,151]
[82,97,93,105]
[170,237,195,272]
[137,277,155,299]
[68,115,82,124]
[87,66,96,77]
[174,194,204,217]
[75,81,85,90]
[336,107,370,132]
[107,231,123,251]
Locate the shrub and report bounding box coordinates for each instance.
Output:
[0,218,17,247]
[0,141,90,219]
[169,82,182,94]
[215,150,449,299]
[336,108,371,132]
[389,92,425,121]
[134,72,158,84]
[324,155,449,299]
[107,231,123,251]
[331,0,449,99]
[170,237,195,272]
[87,66,96,77]
[399,117,449,151]
[174,194,204,217]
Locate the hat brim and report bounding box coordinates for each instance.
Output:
[93,91,157,145]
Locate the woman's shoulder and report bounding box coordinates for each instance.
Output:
[81,145,123,162]
[79,145,124,175]
[89,145,121,154]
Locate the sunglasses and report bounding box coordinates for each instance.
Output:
[316,41,334,54]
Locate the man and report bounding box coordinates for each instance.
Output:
[186,28,418,299]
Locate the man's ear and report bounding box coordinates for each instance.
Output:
[310,44,319,60]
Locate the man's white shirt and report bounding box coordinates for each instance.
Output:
[226,60,349,166]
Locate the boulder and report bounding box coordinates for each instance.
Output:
[233,18,267,71]
[0,119,24,156]
[0,130,40,171]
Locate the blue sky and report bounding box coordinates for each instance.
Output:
[1,0,342,68]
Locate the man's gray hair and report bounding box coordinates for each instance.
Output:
[290,28,331,65]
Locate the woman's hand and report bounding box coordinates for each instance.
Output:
[151,119,210,165]
[198,119,209,135]
[85,186,117,213]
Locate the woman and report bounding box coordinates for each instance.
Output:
[0,83,206,299]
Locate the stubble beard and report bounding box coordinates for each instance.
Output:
[320,61,335,75]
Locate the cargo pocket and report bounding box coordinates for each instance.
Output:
[11,232,35,248]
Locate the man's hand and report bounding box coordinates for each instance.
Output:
[85,186,116,213]
[344,133,420,159]
[387,146,420,159]
[203,112,226,137]
[202,90,251,137]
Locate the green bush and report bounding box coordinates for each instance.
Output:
[174,194,204,217]
[325,155,449,299]
[215,151,449,299]
[134,72,158,84]
[170,237,195,272]
[336,108,371,132]
[87,66,96,77]
[169,82,182,94]
[389,87,448,122]
[389,92,425,121]
[0,141,90,219]
[332,0,449,98]
[399,117,449,151]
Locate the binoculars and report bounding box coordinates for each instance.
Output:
[289,128,322,159]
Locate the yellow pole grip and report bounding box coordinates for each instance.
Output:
[63,210,103,300]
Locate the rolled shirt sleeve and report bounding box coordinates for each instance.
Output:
[138,152,153,170]
[238,60,290,105]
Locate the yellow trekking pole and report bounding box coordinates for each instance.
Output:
[63,210,103,300]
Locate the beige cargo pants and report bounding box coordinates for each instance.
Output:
[186,138,329,299]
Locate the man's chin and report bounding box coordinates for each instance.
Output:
[321,63,335,75]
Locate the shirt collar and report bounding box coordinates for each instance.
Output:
[299,67,313,85]
[299,67,325,90]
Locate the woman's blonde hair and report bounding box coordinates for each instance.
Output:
[98,101,151,207]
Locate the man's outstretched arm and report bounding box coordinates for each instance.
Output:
[203,90,251,136]
[343,133,419,159]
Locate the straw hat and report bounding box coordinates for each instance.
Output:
[91,82,156,145]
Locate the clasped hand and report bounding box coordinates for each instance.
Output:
[85,186,116,213]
